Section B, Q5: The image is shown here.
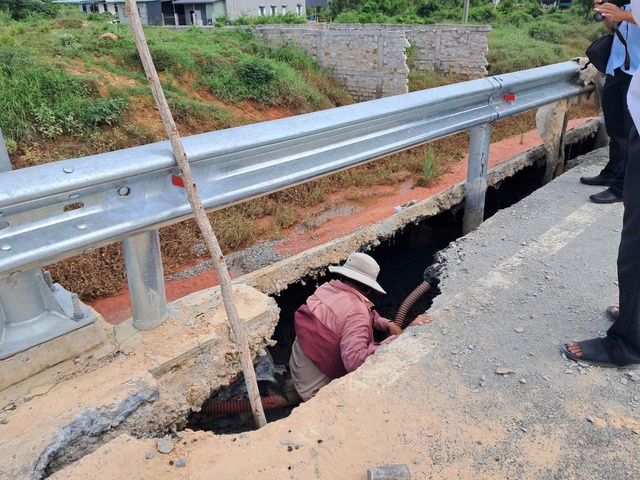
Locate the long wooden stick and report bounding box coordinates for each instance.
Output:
[124,0,267,428]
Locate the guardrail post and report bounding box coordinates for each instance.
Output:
[122,230,168,330]
[463,123,492,235]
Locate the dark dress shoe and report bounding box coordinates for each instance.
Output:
[580,174,614,186]
[590,189,623,204]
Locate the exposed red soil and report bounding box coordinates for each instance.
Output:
[88,118,594,324]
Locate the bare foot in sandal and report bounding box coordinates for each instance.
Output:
[566,342,583,358]
[561,339,619,367]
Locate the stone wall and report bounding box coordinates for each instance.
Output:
[387,24,491,77]
[254,24,410,102]
[253,23,490,101]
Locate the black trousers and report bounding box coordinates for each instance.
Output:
[601,70,633,197]
[605,125,640,364]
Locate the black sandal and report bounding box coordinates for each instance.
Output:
[561,338,618,368]
[606,305,619,322]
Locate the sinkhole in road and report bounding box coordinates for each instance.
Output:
[187,131,600,434]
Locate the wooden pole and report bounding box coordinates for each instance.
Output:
[124,0,267,428]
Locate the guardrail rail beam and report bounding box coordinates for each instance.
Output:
[0,61,592,364]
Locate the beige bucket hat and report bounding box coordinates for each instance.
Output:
[328,252,386,294]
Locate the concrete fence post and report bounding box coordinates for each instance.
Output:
[463,123,492,234]
[123,230,168,331]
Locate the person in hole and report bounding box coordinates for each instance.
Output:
[289,252,432,402]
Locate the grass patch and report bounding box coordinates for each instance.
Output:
[273,206,298,230]
[168,96,236,129]
[486,12,604,75]
[415,146,438,187]
[487,26,569,75]
[408,70,469,91]
[0,51,129,142]
[0,14,353,151]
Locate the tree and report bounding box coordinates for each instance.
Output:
[386,0,416,17]
[327,0,364,18]
[417,0,440,17]
[572,0,594,19]
[0,0,59,20]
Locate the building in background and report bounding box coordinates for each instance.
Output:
[54,0,119,15]
[57,0,305,24]
[114,0,165,25]
[225,0,304,21]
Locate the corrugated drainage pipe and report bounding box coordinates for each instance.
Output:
[393,281,431,329]
[201,395,296,415]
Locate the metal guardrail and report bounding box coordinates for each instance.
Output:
[0,61,591,359]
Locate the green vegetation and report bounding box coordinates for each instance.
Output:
[216,12,307,26]
[415,146,439,187]
[325,0,597,28]
[0,0,57,20]
[0,7,351,157]
[0,50,130,142]
[0,2,602,154]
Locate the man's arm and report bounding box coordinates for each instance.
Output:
[370,309,404,336]
[384,313,433,336]
[340,307,391,372]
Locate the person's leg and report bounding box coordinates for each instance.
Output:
[566,125,640,366]
[592,115,630,201]
[582,72,632,186]
[604,124,640,364]
[602,72,632,178]
[607,165,626,198]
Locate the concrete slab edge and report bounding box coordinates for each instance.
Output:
[0,322,105,391]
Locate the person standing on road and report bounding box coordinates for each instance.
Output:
[562,0,640,367]
[289,252,432,401]
[580,1,640,204]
